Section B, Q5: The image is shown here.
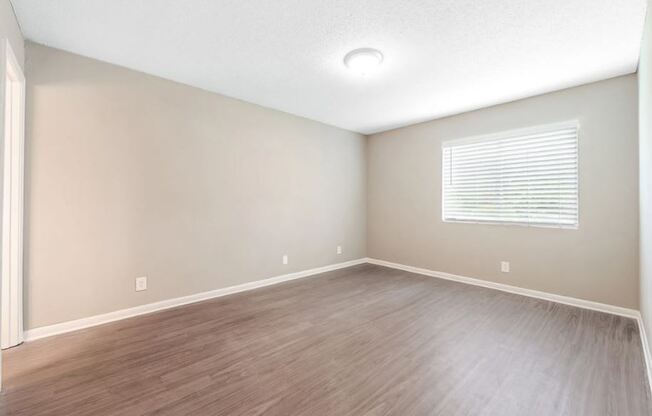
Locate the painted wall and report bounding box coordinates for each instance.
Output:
[24,42,366,329]
[367,75,639,309]
[639,1,652,352]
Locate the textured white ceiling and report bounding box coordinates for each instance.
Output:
[11,0,647,134]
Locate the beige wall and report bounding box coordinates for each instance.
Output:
[24,42,366,329]
[23,37,643,329]
[367,75,639,309]
[639,1,652,350]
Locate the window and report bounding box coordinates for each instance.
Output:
[442,122,579,228]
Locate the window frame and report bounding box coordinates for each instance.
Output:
[441,120,580,230]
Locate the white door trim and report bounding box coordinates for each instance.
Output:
[1,38,25,350]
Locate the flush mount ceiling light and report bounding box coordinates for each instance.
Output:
[343,48,384,75]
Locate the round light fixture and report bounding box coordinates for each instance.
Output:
[343,48,383,75]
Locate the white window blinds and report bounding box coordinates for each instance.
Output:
[442,122,579,228]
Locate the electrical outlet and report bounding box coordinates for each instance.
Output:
[501,261,510,273]
[282,255,288,265]
[135,276,147,291]
[337,245,342,254]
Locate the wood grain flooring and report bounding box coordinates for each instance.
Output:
[0,264,650,415]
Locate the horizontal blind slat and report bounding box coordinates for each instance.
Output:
[443,153,577,172]
[444,129,577,150]
[443,140,577,162]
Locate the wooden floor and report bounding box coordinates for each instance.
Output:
[1,264,650,415]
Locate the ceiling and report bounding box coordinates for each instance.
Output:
[11,0,647,134]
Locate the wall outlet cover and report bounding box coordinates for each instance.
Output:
[135,276,147,291]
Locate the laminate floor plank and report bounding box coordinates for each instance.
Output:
[0,264,649,415]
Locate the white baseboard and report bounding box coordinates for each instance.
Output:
[367,258,652,392]
[22,255,652,397]
[24,258,367,342]
[365,257,652,394]
[635,312,652,393]
[365,258,639,318]
[21,256,652,374]
[21,255,652,395]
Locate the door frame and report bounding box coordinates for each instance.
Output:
[1,38,25,354]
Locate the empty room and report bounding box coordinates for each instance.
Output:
[1,0,652,415]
